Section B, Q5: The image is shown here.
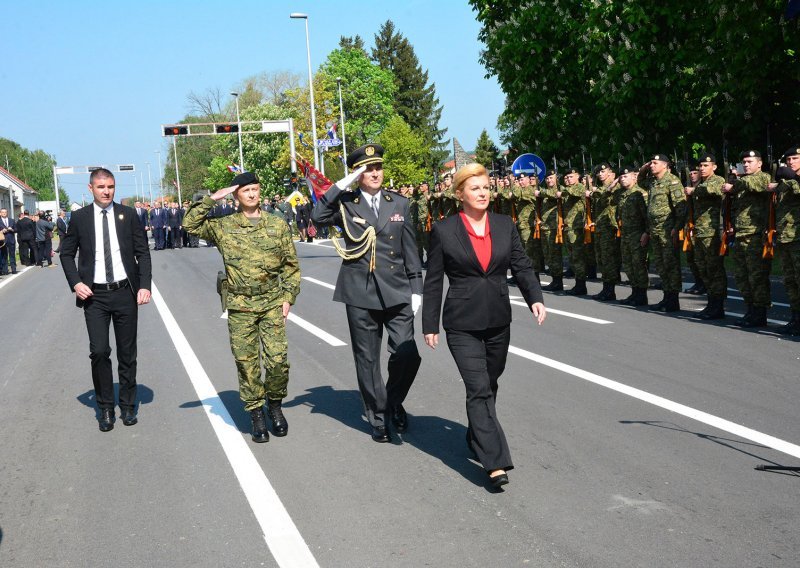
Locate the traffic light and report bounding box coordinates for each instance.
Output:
[163,125,188,136]
[215,124,239,134]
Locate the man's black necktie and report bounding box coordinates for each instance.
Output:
[102,210,114,282]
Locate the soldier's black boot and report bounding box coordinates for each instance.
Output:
[250,407,269,443]
[781,311,800,336]
[267,399,288,437]
[697,296,712,317]
[741,306,768,328]
[604,283,617,301]
[700,296,725,320]
[737,304,754,326]
[649,292,668,311]
[565,279,587,296]
[663,291,681,312]
[633,287,649,306]
[542,277,564,292]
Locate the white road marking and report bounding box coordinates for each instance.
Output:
[509,299,613,324]
[0,266,33,290]
[508,344,800,460]
[302,277,335,290]
[151,282,320,568]
[221,307,346,346]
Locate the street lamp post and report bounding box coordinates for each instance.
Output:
[155,150,164,203]
[231,91,245,171]
[336,77,348,175]
[171,137,182,205]
[146,162,154,205]
[290,12,320,173]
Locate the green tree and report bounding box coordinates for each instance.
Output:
[377,115,428,184]
[470,0,800,164]
[474,129,499,168]
[371,20,448,172]
[0,138,68,203]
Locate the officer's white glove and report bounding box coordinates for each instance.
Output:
[412,294,422,315]
[334,165,367,191]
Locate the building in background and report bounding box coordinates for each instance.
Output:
[0,167,38,218]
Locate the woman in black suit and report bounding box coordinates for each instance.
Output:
[422,163,546,489]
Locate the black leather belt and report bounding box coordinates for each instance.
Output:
[92,280,129,291]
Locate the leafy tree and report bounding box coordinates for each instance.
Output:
[474,129,499,168]
[162,115,217,193]
[470,0,799,164]
[0,138,68,203]
[372,20,448,172]
[339,35,366,53]
[377,115,428,184]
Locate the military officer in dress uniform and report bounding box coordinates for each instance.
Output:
[311,144,423,443]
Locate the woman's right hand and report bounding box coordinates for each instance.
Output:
[424,333,439,349]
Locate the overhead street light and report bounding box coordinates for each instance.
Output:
[231,91,245,171]
[290,12,321,173]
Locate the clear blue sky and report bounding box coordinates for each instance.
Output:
[1,0,506,204]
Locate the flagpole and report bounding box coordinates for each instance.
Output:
[337,77,348,175]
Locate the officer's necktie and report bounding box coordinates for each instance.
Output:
[371,196,379,218]
[102,210,114,283]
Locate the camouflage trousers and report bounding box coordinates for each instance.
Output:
[684,244,703,288]
[416,227,429,263]
[584,238,596,270]
[650,228,682,293]
[620,233,649,289]
[779,240,800,311]
[227,305,289,411]
[519,225,545,272]
[541,224,563,275]
[594,225,621,284]
[564,227,587,280]
[692,236,727,297]
[731,235,772,308]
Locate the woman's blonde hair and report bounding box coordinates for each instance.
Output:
[452,163,489,197]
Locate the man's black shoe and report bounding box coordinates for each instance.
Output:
[391,405,408,433]
[98,408,115,432]
[267,399,288,437]
[121,407,138,426]
[371,425,391,443]
[250,407,269,443]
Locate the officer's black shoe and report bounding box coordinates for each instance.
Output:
[741,306,767,328]
[391,404,408,433]
[663,291,681,312]
[542,278,564,292]
[267,399,288,437]
[98,408,115,432]
[699,296,725,320]
[565,279,587,296]
[121,407,138,426]
[371,425,391,443]
[250,407,269,443]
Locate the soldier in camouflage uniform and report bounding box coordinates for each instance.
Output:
[683,164,707,296]
[560,167,588,295]
[183,172,301,443]
[639,154,686,312]
[722,150,772,327]
[768,145,800,335]
[540,170,564,290]
[616,165,649,306]
[515,174,544,274]
[686,153,727,320]
[413,181,432,266]
[590,162,622,301]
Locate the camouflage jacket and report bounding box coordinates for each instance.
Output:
[562,182,586,229]
[413,193,431,230]
[183,197,300,311]
[691,174,725,239]
[776,178,800,244]
[616,185,648,236]
[643,171,686,232]
[592,183,621,231]
[540,185,561,226]
[516,186,537,229]
[731,170,771,238]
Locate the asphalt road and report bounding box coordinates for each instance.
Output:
[1,237,798,568]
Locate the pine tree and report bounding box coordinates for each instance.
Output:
[474,130,499,169]
[371,20,448,175]
[339,35,366,53]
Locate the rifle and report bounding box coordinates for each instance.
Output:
[425,194,432,232]
[719,139,735,255]
[533,180,542,240]
[582,153,594,244]
[554,156,564,244]
[762,137,776,259]
[681,149,695,252]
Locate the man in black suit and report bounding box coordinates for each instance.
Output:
[15,210,36,266]
[60,168,152,432]
[311,144,422,443]
[54,210,68,254]
[0,208,17,274]
[149,200,167,250]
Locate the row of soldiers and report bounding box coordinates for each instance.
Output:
[404,148,800,336]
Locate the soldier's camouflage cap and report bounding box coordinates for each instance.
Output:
[650,153,670,163]
[232,171,259,187]
[782,146,800,159]
[739,149,761,159]
[698,153,716,164]
[619,165,637,175]
[347,144,384,169]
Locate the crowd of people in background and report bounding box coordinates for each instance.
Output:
[0,207,66,277]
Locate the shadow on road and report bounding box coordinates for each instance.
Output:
[179,390,250,433]
[76,384,155,419]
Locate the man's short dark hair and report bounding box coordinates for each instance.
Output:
[89,168,115,184]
